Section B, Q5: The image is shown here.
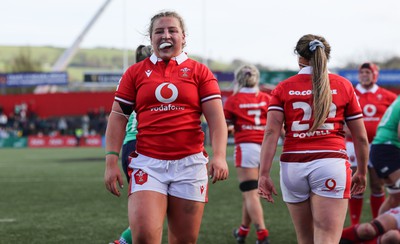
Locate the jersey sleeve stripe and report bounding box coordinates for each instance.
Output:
[201,94,221,103]
[268,106,284,112]
[345,114,363,121]
[115,96,134,105]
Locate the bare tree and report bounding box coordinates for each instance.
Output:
[10,47,42,72]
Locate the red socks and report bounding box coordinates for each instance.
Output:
[341,225,361,242]
[349,195,364,225]
[370,193,385,218]
[238,225,269,241]
[349,193,385,225]
[256,229,269,240]
[238,225,250,237]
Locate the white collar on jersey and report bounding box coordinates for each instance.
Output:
[298,66,331,74]
[355,83,379,94]
[149,52,188,65]
[239,87,259,93]
[298,66,312,74]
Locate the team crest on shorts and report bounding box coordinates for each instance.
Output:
[134,169,148,185]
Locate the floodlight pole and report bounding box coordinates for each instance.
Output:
[122,0,128,71]
[51,0,113,71]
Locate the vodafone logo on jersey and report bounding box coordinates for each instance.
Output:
[155,82,178,103]
[363,104,377,117]
[151,82,185,112]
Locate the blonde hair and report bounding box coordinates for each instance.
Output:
[295,34,332,132]
[233,64,260,94]
[148,11,187,48]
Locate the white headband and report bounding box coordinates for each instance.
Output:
[309,40,325,52]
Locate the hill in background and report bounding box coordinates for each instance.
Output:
[3,45,400,83]
[0,45,233,81]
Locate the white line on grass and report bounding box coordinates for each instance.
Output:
[0,218,16,223]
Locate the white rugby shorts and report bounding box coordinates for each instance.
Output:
[280,158,352,203]
[385,207,400,229]
[234,143,261,168]
[128,152,209,202]
[346,141,372,167]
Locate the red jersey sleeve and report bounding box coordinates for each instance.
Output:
[115,63,143,107]
[197,64,221,103]
[268,84,285,112]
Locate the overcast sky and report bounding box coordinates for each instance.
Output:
[2,0,400,70]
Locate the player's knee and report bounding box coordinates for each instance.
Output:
[358,220,384,240]
[364,220,385,239]
[239,180,258,192]
[358,224,374,239]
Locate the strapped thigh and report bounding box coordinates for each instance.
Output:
[370,220,385,237]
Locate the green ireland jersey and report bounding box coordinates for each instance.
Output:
[372,96,400,148]
[123,112,138,145]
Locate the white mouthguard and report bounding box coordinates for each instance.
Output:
[159,43,172,49]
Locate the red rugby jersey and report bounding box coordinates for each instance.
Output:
[268,68,363,157]
[354,84,397,143]
[115,52,221,160]
[224,88,270,144]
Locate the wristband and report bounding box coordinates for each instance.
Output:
[105,151,119,157]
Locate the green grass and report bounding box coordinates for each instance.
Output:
[0,146,372,243]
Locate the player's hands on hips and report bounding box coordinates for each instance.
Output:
[104,157,124,197]
[350,170,367,196]
[208,155,229,184]
[258,175,278,203]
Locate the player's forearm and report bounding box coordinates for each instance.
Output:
[353,140,369,175]
[209,121,227,159]
[105,114,127,155]
[260,111,283,175]
[260,128,279,176]
[348,119,369,175]
[202,100,227,158]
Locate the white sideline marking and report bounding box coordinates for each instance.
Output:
[0,218,16,223]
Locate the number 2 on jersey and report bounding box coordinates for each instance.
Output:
[291,102,337,131]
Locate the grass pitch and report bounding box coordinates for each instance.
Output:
[0,146,370,243]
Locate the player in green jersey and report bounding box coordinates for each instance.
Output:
[370,96,400,215]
